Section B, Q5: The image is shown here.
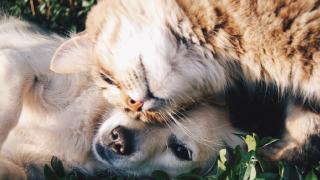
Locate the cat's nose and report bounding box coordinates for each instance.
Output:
[127,98,144,112]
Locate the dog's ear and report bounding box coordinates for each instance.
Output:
[50,32,93,74]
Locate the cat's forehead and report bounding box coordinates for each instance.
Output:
[87,0,191,48]
[94,23,181,73]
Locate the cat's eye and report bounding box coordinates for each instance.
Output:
[100,72,115,85]
[168,135,192,161]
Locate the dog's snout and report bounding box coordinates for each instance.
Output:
[106,126,134,156]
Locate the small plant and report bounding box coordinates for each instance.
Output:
[44,156,87,180]
[0,0,96,35]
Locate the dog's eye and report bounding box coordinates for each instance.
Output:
[168,135,192,161]
[170,143,192,161]
[100,73,115,85]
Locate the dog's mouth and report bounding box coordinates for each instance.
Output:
[95,143,117,166]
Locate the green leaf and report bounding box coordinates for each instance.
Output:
[217,149,228,177]
[219,149,227,164]
[256,172,277,180]
[176,174,203,180]
[305,170,318,180]
[50,156,65,177]
[279,161,290,180]
[258,137,279,148]
[82,0,93,7]
[152,170,170,180]
[38,3,47,14]
[44,164,58,180]
[294,166,304,180]
[190,167,202,175]
[256,156,272,172]
[242,158,257,180]
[233,133,248,139]
[243,134,257,152]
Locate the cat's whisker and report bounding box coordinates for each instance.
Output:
[170,108,228,148]
[165,110,210,146]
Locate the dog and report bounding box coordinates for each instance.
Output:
[0,17,243,179]
[0,16,109,179]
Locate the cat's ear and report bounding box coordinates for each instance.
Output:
[50,32,93,74]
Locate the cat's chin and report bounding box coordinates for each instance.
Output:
[123,102,201,123]
[141,112,164,123]
[126,111,163,123]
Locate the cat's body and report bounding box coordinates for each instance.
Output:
[52,0,320,119]
[175,0,320,112]
[50,0,320,168]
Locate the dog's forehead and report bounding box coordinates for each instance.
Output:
[99,110,144,132]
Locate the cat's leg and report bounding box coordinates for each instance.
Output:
[0,156,27,180]
[260,101,320,168]
[0,49,33,149]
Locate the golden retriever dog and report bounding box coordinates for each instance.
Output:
[0,17,243,179]
[0,16,108,179]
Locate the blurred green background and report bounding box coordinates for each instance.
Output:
[0,0,97,35]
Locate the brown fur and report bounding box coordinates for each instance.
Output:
[176,0,320,86]
[84,0,320,109]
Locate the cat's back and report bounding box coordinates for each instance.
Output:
[176,0,319,98]
[178,0,319,59]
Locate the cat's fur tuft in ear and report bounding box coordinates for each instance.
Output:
[50,32,93,74]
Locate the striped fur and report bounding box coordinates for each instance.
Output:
[76,0,320,121]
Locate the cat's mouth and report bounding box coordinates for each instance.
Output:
[123,110,163,123]
[124,102,200,123]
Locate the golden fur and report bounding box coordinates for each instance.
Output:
[0,17,109,179]
[0,17,245,178]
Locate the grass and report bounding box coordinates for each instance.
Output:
[0,0,96,35]
[2,1,319,179]
[44,134,320,180]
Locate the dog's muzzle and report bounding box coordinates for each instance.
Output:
[95,126,136,162]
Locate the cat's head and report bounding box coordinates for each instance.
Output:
[50,0,226,122]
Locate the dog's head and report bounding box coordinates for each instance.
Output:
[93,104,242,177]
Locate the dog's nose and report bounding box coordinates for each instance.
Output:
[127,98,144,112]
[105,126,134,156]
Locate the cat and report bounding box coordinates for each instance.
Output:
[51,0,320,122]
[49,0,320,167]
